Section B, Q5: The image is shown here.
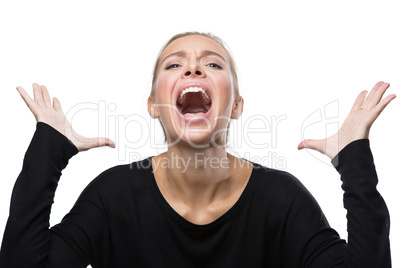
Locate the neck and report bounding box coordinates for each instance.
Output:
[151,142,250,208]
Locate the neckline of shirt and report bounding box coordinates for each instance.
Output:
[142,156,258,231]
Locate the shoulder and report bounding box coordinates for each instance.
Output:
[81,157,153,197]
[248,161,317,206]
[250,161,306,192]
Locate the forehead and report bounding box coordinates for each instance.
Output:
[160,35,229,61]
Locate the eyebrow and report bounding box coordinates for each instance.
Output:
[160,50,226,65]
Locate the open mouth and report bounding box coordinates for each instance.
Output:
[176,87,212,115]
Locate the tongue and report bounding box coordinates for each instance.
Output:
[180,92,209,114]
[182,106,208,114]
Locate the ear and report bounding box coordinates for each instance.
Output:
[148,96,160,118]
[230,95,244,119]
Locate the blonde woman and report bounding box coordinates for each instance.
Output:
[0,32,394,267]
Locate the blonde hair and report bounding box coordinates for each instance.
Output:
[150,31,240,143]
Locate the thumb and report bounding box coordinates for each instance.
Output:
[297,139,325,154]
[81,137,116,151]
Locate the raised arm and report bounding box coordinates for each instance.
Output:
[298,81,395,267]
[0,83,115,267]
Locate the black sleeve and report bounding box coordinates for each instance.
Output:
[332,139,391,267]
[0,122,90,267]
[281,139,391,267]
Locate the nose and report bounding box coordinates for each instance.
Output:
[182,62,206,79]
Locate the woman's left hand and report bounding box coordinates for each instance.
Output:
[298,81,396,159]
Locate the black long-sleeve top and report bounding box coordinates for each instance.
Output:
[0,122,391,267]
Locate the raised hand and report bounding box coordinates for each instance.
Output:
[16,83,115,152]
[298,81,396,159]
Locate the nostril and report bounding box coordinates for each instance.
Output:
[184,70,202,76]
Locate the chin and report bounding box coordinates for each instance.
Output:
[169,128,227,149]
[171,132,211,149]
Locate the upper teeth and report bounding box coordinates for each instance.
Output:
[178,87,211,104]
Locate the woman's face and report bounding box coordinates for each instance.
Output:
[149,35,243,147]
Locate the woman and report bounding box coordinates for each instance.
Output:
[0,32,395,267]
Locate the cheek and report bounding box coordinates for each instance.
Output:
[155,73,176,103]
[215,74,235,107]
[214,70,233,92]
[154,73,178,126]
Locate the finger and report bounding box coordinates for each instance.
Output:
[53,97,63,112]
[83,137,116,150]
[102,138,116,148]
[351,90,368,112]
[371,94,397,120]
[16,86,38,112]
[297,139,325,154]
[360,81,383,109]
[33,83,45,106]
[362,81,390,110]
[369,81,385,95]
[40,85,52,108]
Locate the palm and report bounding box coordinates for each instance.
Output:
[16,83,115,152]
[298,81,396,159]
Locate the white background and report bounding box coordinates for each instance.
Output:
[1,0,401,266]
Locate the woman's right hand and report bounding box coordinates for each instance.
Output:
[16,83,115,152]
